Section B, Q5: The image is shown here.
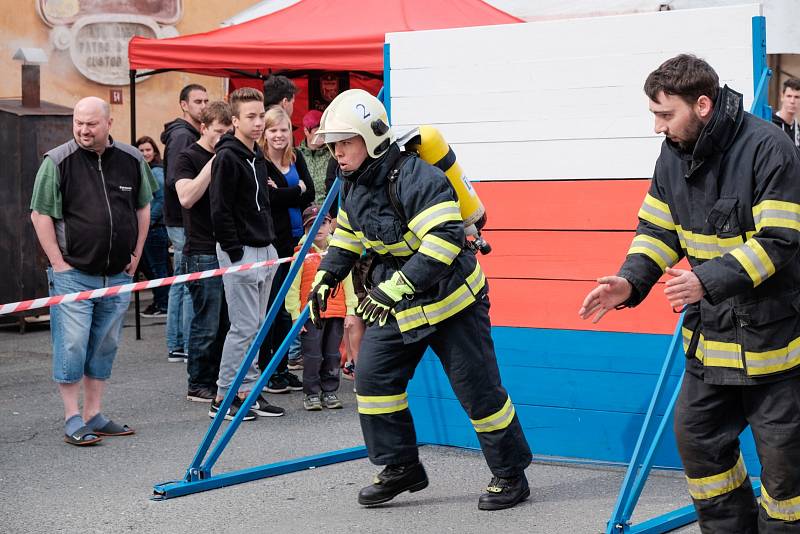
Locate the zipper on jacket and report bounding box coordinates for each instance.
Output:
[248,158,260,211]
[98,154,114,271]
[733,308,750,375]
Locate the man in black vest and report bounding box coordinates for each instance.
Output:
[31,96,157,446]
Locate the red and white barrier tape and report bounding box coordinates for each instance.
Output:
[0,252,325,316]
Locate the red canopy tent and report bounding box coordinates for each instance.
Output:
[128,0,522,74]
[127,0,521,142]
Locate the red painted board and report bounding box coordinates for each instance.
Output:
[479,230,690,281]
[487,278,678,335]
[473,180,650,231]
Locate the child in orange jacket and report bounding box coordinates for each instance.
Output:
[285,205,357,411]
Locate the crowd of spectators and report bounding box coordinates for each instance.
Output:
[132,77,360,422]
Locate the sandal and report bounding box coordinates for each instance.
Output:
[64,425,102,446]
[92,420,135,436]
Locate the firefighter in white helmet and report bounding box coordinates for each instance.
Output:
[308,89,532,510]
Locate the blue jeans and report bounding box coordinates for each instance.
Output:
[142,225,169,311]
[48,268,132,383]
[183,254,226,390]
[166,226,192,353]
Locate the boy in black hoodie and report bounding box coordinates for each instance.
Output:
[208,88,284,421]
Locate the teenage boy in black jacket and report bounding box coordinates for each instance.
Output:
[207,88,283,421]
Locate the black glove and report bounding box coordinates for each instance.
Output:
[355,271,415,327]
[308,270,339,328]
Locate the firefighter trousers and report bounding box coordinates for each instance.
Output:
[354,295,532,478]
[674,370,800,532]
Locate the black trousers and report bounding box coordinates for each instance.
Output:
[354,295,532,478]
[674,371,800,532]
[301,317,343,395]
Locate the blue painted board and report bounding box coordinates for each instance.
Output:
[407,326,761,472]
[410,358,683,415]
[489,327,683,375]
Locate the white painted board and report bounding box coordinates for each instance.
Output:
[386,4,761,181]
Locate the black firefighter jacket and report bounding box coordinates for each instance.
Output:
[319,144,486,343]
[619,85,800,385]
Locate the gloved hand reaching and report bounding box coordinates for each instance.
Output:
[308,270,339,328]
[356,271,415,327]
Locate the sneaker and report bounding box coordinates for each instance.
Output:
[358,462,429,505]
[303,394,322,411]
[264,374,290,394]
[187,387,216,403]
[477,473,530,511]
[168,350,188,363]
[208,396,256,421]
[287,357,304,370]
[322,392,343,409]
[141,304,167,318]
[281,371,303,391]
[253,394,285,417]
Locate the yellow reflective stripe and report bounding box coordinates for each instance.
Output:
[627,234,679,271]
[471,397,516,433]
[395,264,485,332]
[638,193,675,230]
[745,335,800,376]
[753,199,800,232]
[403,230,422,251]
[352,230,415,256]
[682,327,741,369]
[675,225,752,260]
[465,263,486,295]
[704,339,744,369]
[353,230,385,254]
[356,392,409,415]
[424,284,473,323]
[730,239,776,287]
[686,454,748,501]
[418,234,461,265]
[681,327,705,363]
[684,329,800,375]
[336,209,353,231]
[408,201,461,239]
[761,485,800,521]
[395,306,427,331]
[329,228,364,255]
[383,240,415,256]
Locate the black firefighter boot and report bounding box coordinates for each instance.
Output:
[358,461,429,505]
[478,472,530,510]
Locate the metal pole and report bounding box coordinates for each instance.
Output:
[382,43,391,122]
[129,69,142,341]
[606,314,684,534]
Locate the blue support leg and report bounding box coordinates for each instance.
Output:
[200,306,309,472]
[153,446,369,500]
[606,315,684,534]
[172,178,342,484]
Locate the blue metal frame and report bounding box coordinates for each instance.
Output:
[382,43,392,122]
[605,15,771,533]
[153,178,344,498]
